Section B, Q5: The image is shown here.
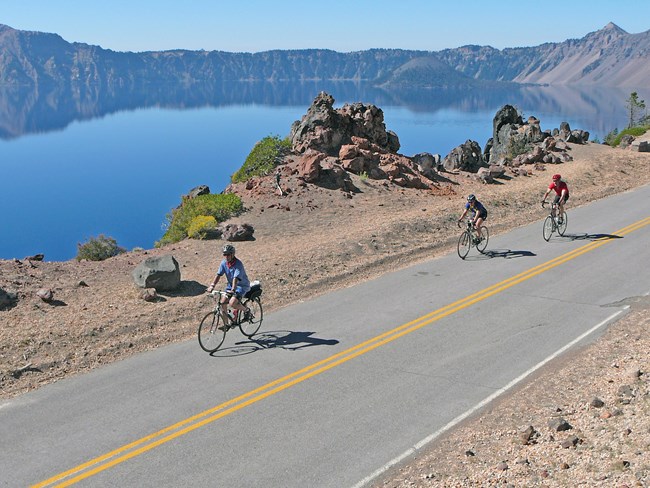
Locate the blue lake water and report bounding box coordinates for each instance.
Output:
[0,82,641,261]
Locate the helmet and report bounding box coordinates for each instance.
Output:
[222,244,235,255]
[552,174,561,181]
[467,194,476,202]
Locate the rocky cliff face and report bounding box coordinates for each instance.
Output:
[1,23,648,89]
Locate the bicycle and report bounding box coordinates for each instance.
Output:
[198,281,263,353]
[457,219,489,259]
[541,201,568,241]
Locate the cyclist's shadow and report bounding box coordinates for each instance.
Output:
[562,233,623,241]
[211,330,339,357]
[461,249,536,260]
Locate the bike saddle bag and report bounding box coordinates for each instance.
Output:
[245,281,262,299]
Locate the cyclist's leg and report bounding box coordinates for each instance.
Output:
[474,217,483,238]
[229,289,250,318]
[559,195,568,217]
[219,294,230,326]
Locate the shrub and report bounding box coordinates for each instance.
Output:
[76,234,126,261]
[231,135,291,184]
[187,215,218,239]
[607,126,649,147]
[156,193,242,247]
[604,128,619,146]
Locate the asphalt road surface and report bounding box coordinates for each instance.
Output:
[2,184,649,488]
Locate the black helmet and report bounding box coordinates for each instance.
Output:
[467,194,476,202]
[222,244,235,255]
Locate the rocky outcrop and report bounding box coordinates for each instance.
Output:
[289,92,400,156]
[285,93,435,190]
[488,106,547,165]
[132,255,181,291]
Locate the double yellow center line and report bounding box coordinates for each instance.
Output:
[34,216,650,487]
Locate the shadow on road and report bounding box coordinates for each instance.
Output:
[563,233,623,241]
[482,249,537,259]
[210,330,339,357]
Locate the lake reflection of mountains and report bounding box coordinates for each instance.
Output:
[0,82,633,140]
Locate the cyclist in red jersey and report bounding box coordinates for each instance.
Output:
[542,174,569,223]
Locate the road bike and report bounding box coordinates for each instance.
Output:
[198,281,263,353]
[541,201,568,241]
[457,219,489,259]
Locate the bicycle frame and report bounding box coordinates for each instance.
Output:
[457,219,489,259]
[541,201,567,241]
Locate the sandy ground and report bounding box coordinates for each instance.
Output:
[1,138,650,486]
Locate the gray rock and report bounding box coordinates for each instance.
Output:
[443,140,485,172]
[548,417,572,432]
[222,223,255,242]
[132,255,181,291]
[0,288,18,310]
[36,288,54,302]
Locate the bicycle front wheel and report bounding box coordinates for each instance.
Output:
[557,211,568,236]
[542,216,554,241]
[476,226,489,253]
[457,231,471,259]
[239,297,263,337]
[198,311,226,352]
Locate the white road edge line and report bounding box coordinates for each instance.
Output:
[351,307,629,488]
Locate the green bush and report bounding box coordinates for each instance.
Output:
[231,135,291,184]
[187,215,218,239]
[156,193,242,247]
[607,126,649,147]
[76,234,126,261]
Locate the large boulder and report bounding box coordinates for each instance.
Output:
[443,140,485,172]
[222,223,255,241]
[132,255,181,291]
[489,105,547,165]
[289,92,399,156]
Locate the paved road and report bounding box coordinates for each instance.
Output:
[2,185,649,488]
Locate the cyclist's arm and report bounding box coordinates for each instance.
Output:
[207,274,221,293]
[542,189,551,202]
[458,208,468,222]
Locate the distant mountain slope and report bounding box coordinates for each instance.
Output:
[435,23,650,87]
[1,22,648,87]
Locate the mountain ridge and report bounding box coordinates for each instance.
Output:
[1,22,649,87]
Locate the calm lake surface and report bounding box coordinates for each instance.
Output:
[0,82,641,261]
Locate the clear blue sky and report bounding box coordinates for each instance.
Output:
[2,0,649,53]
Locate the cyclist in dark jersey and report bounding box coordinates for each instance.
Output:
[458,194,487,242]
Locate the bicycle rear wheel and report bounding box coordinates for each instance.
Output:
[542,216,554,241]
[457,231,471,259]
[198,311,226,352]
[239,297,263,337]
[557,211,568,236]
[476,226,489,253]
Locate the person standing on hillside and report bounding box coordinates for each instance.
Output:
[458,194,487,242]
[207,244,251,328]
[541,173,569,222]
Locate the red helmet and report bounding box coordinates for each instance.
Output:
[552,174,561,181]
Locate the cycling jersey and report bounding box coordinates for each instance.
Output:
[465,200,487,219]
[548,181,569,197]
[217,257,250,296]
